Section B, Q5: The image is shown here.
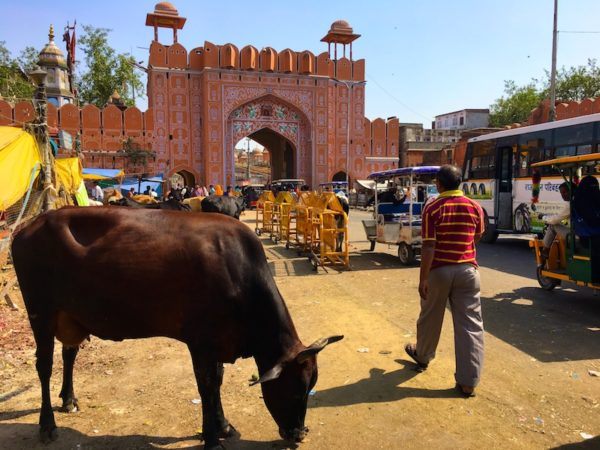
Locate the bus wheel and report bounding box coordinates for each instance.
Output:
[537,266,560,291]
[398,243,416,265]
[480,212,498,244]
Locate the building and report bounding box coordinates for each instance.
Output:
[37,25,75,107]
[399,123,461,167]
[434,109,489,131]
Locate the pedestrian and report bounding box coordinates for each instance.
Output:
[91,182,104,202]
[208,184,216,195]
[405,164,485,398]
[128,187,136,198]
[539,182,572,265]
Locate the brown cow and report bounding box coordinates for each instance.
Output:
[11,207,342,449]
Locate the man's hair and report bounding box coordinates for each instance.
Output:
[437,165,462,190]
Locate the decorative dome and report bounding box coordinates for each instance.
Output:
[38,25,67,68]
[331,20,352,32]
[321,19,360,45]
[154,2,179,15]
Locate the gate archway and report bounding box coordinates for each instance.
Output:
[226,95,311,185]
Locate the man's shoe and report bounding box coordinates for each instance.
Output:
[455,383,476,398]
[404,343,428,372]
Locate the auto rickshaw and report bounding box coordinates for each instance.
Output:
[363,166,440,265]
[529,153,600,291]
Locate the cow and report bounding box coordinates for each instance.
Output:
[201,195,245,219]
[11,207,342,449]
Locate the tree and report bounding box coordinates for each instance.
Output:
[489,80,543,127]
[0,41,35,101]
[17,46,40,73]
[543,59,600,102]
[77,25,144,107]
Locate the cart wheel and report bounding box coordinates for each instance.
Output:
[369,240,376,251]
[311,257,319,272]
[537,266,560,291]
[398,243,416,266]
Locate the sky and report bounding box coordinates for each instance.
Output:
[1,0,599,125]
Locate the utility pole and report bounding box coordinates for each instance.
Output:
[29,66,53,212]
[549,0,558,121]
[246,137,251,182]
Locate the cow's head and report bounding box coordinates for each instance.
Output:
[252,335,343,442]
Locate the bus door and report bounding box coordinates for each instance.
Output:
[495,144,514,230]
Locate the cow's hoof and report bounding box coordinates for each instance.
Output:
[39,426,58,443]
[203,444,225,450]
[220,424,240,440]
[60,398,79,413]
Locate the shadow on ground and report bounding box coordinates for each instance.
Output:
[0,422,297,450]
[482,286,600,362]
[309,361,463,409]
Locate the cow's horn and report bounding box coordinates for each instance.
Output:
[296,335,344,364]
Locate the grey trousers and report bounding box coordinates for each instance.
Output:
[543,223,569,248]
[416,263,484,387]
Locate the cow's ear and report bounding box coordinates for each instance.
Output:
[296,335,344,364]
[249,363,283,386]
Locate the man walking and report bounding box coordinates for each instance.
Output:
[405,165,485,397]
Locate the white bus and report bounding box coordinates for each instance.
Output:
[463,113,600,243]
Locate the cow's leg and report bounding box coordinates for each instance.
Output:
[213,363,239,438]
[188,349,238,450]
[59,345,79,412]
[32,325,57,443]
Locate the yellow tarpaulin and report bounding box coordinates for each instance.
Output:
[0,126,42,210]
[55,157,83,194]
[74,180,90,207]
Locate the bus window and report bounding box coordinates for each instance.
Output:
[468,140,495,179]
[555,146,577,158]
[554,123,594,147]
[516,151,529,177]
[519,130,552,175]
[576,144,592,155]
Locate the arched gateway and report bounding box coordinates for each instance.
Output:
[144,2,399,188]
[227,95,310,182]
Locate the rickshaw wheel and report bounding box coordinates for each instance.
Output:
[398,243,416,266]
[537,265,560,291]
[369,240,376,251]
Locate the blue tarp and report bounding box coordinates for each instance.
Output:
[119,176,164,197]
[82,168,125,179]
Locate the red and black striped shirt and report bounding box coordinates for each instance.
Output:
[422,190,485,269]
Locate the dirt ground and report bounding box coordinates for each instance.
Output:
[1,209,599,449]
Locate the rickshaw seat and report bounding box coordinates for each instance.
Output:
[377,202,424,215]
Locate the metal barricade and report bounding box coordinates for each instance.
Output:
[254,190,275,236]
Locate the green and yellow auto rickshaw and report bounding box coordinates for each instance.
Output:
[529,153,600,291]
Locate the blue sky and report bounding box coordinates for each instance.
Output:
[1,0,599,125]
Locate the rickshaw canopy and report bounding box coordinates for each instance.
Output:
[367,165,440,181]
[531,152,600,169]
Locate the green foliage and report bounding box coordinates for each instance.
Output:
[121,136,155,166]
[17,46,40,73]
[489,59,600,127]
[543,59,600,102]
[489,81,543,127]
[0,41,35,101]
[78,25,144,107]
